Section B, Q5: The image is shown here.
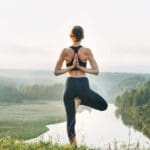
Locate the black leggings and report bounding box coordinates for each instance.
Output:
[63,77,108,143]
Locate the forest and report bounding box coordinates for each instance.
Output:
[115,80,150,138]
[0,83,64,103]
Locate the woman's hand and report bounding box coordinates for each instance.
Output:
[76,56,81,69]
[72,54,86,72]
[72,54,78,68]
[65,54,78,71]
[69,54,78,69]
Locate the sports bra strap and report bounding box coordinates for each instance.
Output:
[70,45,82,54]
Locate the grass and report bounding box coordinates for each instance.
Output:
[0,135,149,150]
[0,100,66,139]
[0,136,89,150]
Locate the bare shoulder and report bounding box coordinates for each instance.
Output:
[86,47,92,54]
[62,48,68,53]
[60,48,68,57]
[81,46,93,56]
[78,46,88,52]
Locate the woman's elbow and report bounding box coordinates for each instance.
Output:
[94,69,99,75]
[54,70,59,76]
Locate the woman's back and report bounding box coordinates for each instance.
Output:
[65,45,89,77]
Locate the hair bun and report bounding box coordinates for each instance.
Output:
[70,25,84,42]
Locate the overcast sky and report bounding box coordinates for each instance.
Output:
[0,0,150,73]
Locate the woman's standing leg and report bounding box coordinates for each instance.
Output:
[63,84,77,145]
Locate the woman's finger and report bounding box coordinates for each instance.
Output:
[74,54,77,59]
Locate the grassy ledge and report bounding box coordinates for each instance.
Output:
[0,136,150,150]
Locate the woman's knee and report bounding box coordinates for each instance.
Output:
[92,91,108,111]
[101,99,108,110]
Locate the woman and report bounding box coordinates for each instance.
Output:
[54,25,108,146]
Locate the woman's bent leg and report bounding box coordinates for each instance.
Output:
[80,89,108,111]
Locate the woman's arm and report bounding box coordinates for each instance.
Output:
[77,48,99,75]
[54,48,75,76]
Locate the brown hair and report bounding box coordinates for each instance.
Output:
[70,25,84,42]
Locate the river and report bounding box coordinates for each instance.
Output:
[25,104,150,149]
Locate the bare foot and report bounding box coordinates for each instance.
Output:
[70,135,77,147]
[74,97,81,112]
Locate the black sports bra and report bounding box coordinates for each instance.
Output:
[66,45,87,70]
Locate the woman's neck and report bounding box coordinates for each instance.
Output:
[72,41,81,47]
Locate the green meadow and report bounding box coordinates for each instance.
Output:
[0,100,66,140]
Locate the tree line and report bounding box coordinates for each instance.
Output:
[0,83,65,103]
[115,80,150,138]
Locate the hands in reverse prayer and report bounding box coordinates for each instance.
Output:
[69,54,84,71]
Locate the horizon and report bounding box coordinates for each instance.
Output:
[0,68,149,75]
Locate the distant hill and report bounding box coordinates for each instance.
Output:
[108,76,146,102]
